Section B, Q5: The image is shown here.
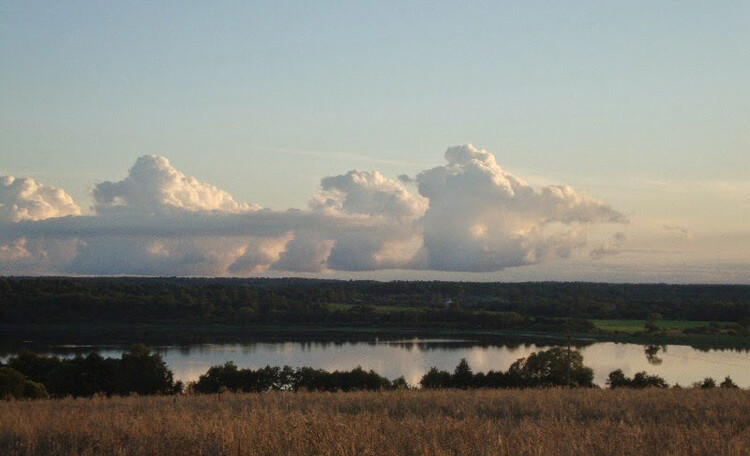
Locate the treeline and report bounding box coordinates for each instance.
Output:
[2,346,742,400]
[1,277,747,326]
[192,363,403,394]
[0,346,398,399]
[1,345,180,399]
[189,348,597,393]
[420,347,594,389]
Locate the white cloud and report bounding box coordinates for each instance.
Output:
[271,235,334,273]
[92,155,260,214]
[228,235,293,274]
[311,170,427,220]
[308,170,426,271]
[414,144,627,271]
[0,175,81,222]
[1,146,629,276]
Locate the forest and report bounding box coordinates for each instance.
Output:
[1,277,747,325]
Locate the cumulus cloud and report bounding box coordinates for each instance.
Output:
[92,155,260,214]
[414,144,627,271]
[310,170,427,220]
[228,235,293,274]
[308,170,426,271]
[0,175,81,222]
[1,145,627,275]
[272,235,334,273]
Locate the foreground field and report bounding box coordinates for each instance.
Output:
[1,389,749,456]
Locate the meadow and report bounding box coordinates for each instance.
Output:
[1,388,748,456]
[590,319,728,333]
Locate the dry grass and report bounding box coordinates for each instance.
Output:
[1,389,749,456]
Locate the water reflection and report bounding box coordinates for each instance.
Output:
[644,344,666,365]
[2,338,749,388]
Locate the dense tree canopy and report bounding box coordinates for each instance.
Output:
[6,345,180,397]
[420,349,595,389]
[1,278,746,328]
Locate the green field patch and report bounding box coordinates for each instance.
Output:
[326,303,418,314]
[592,319,729,333]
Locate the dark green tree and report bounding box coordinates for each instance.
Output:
[419,367,451,389]
[451,359,474,389]
[694,377,716,389]
[116,344,178,395]
[606,369,629,388]
[508,347,594,387]
[645,313,663,332]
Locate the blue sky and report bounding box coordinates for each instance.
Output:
[1,1,748,282]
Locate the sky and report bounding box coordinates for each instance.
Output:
[1,1,748,282]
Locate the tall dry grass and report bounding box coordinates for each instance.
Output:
[1,388,748,456]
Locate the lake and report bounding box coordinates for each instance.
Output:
[3,338,749,388]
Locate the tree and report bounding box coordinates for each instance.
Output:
[693,377,716,389]
[645,313,663,332]
[451,359,473,389]
[630,371,668,388]
[508,347,594,387]
[607,369,668,389]
[606,369,629,388]
[720,376,738,389]
[116,344,178,395]
[420,367,451,389]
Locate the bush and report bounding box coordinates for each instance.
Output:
[22,380,49,399]
[0,367,49,399]
[0,367,25,399]
[694,378,716,389]
[606,369,668,388]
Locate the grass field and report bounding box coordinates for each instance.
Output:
[327,302,415,313]
[591,319,728,333]
[1,389,748,456]
[326,305,732,335]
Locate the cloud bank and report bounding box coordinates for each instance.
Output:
[0,145,627,275]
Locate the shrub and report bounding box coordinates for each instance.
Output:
[0,367,49,399]
[607,370,668,388]
[0,367,26,399]
[22,380,49,399]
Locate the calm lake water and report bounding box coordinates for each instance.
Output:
[3,338,749,388]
